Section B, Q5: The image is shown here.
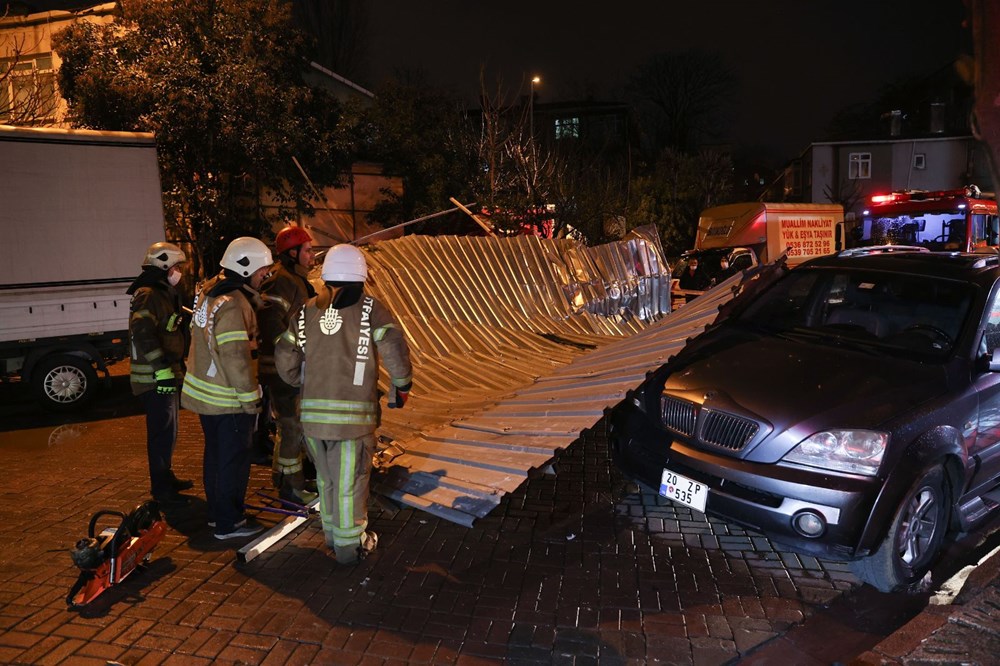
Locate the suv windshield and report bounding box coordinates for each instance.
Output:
[735,268,974,358]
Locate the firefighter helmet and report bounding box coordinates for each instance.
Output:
[142,242,186,271]
[321,244,368,282]
[220,237,273,277]
[275,226,313,255]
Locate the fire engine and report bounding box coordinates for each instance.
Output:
[853,185,999,252]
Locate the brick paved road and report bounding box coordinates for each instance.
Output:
[0,394,864,665]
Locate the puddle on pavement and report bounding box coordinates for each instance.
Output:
[0,422,89,450]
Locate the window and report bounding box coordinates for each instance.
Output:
[849,152,871,179]
[554,117,580,140]
[913,153,926,169]
[0,53,58,123]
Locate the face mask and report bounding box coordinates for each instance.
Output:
[168,270,182,287]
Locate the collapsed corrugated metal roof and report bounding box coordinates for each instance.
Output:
[357,231,743,525]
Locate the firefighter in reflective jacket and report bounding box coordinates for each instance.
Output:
[258,226,317,504]
[275,244,412,564]
[127,242,193,507]
[181,237,273,540]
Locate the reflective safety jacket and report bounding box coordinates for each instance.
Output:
[181,274,262,415]
[275,285,412,440]
[128,276,188,396]
[257,257,315,381]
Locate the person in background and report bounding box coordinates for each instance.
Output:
[678,257,710,291]
[275,244,412,564]
[258,226,318,505]
[181,237,273,541]
[127,242,193,508]
[712,254,737,285]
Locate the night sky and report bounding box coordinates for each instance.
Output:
[368,0,969,164]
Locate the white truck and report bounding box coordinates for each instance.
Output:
[0,125,166,410]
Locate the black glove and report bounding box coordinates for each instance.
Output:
[388,383,411,409]
[154,368,178,395]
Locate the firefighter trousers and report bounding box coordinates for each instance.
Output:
[304,434,375,550]
[140,390,179,499]
[200,413,254,535]
[265,377,307,492]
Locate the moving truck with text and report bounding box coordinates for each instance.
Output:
[695,201,845,267]
[671,202,845,304]
[0,125,166,410]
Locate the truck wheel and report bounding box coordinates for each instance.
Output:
[32,354,99,411]
[850,466,948,593]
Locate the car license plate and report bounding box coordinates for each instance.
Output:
[659,468,708,512]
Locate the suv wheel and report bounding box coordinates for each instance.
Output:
[850,466,949,593]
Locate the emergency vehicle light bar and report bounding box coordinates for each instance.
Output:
[869,185,992,206]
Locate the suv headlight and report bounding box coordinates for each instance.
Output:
[782,429,888,476]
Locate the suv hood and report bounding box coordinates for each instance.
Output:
[662,330,948,463]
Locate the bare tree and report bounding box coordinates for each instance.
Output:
[292,0,369,82]
[823,178,864,213]
[467,69,556,234]
[0,31,58,126]
[627,50,737,162]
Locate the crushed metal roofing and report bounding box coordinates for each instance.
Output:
[358,231,742,526]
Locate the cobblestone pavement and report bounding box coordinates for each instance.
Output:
[0,396,873,666]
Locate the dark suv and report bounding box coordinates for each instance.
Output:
[609,249,1000,592]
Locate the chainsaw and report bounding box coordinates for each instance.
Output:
[66,501,167,608]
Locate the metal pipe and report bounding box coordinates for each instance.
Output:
[291,156,349,244]
[351,204,475,245]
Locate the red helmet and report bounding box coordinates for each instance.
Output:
[275,226,313,255]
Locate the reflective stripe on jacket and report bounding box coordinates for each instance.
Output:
[181,274,261,415]
[275,286,411,440]
[128,282,188,395]
[258,259,314,380]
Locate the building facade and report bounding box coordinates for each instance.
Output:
[0,2,114,126]
[774,135,993,216]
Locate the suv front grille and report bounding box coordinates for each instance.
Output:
[702,411,759,451]
[661,396,696,436]
[661,393,761,453]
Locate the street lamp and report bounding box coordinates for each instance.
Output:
[529,75,541,140]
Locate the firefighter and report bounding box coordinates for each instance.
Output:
[181,237,273,540]
[274,244,412,564]
[258,226,318,504]
[127,242,193,508]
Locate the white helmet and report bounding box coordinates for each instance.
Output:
[142,242,186,270]
[322,244,368,282]
[220,237,273,277]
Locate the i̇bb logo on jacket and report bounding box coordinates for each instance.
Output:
[320,306,343,335]
[193,300,209,328]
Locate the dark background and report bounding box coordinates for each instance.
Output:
[367,0,969,164]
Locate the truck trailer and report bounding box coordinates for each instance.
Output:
[0,125,166,410]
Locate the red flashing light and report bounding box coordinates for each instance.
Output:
[870,187,991,207]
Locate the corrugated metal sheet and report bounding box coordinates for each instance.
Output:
[361,230,669,441]
[357,232,744,526]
